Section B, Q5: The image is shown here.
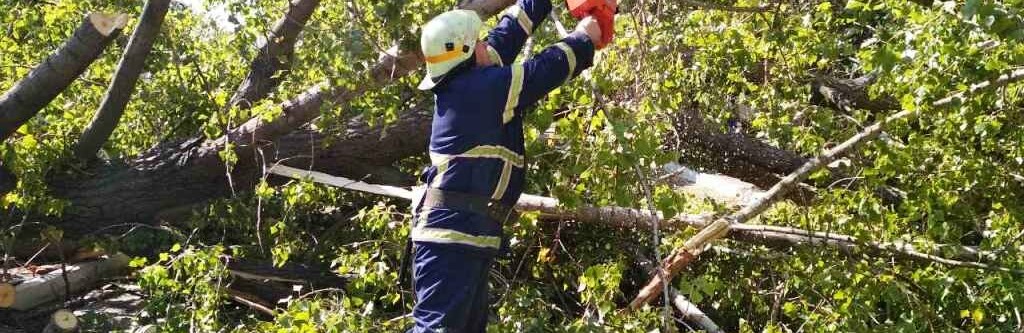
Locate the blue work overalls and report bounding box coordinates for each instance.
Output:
[409,0,595,331]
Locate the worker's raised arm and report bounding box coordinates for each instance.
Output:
[497,31,594,124]
[484,0,552,66]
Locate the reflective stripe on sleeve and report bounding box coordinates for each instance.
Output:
[553,42,577,83]
[503,65,525,124]
[487,44,504,66]
[505,5,534,35]
[411,226,501,249]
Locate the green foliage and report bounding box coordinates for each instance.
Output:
[1,0,1023,332]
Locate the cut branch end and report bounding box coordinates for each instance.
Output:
[88,13,129,36]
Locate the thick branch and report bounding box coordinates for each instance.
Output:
[75,1,171,160]
[0,13,128,141]
[628,68,1024,310]
[228,0,321,109]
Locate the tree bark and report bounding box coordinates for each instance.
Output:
[809,73,898,114]
[228,0,321,110]
[75,0,171,161]
[0,13,128,142]
[0,161,15,196]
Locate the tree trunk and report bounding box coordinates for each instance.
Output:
[75,0,171,161]
[229,0,321,109]
[0,13,128,142]
[3,253,129,311]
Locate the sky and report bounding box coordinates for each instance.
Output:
[175,0,237,31]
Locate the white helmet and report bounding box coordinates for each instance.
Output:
[418,9,483,90]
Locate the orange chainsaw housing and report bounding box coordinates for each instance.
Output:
[566,0,616,49]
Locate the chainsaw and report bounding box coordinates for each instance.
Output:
[566,0,617,49]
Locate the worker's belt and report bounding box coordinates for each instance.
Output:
[421,188,517,223]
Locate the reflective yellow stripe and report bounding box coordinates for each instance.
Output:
[553,42,576,83]
[430,159,449,187]
[505,5,534,35]
[491,161,513,200]
[430,145,525,168]
[486,44,503,67]
[425,43,467,64]
[504,65,525,124]
[411,227,501,249]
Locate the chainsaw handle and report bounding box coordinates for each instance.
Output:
[589,5,615,49]
[566,0,616,49]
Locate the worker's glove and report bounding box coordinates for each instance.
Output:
[575,16,602,47]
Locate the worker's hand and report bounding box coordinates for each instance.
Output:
[575,16,602,46]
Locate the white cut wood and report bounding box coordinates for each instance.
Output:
[42,309,78,333]
[88,13,129,36]
[6,253,129,310]
[661,162,763,207]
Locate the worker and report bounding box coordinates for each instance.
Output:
[408,0,610,331]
